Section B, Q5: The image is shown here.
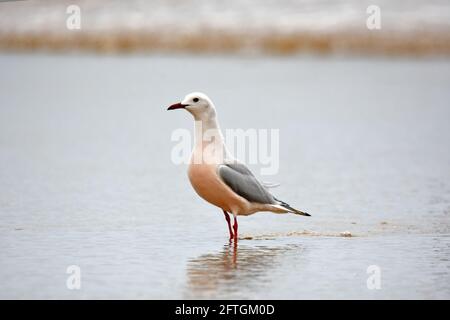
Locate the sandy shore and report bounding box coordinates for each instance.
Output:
[1,0,450,56]
[1,30,450,56]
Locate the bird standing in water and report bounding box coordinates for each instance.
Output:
[167,92,310,241]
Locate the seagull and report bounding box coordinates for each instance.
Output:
[167,92,310,241]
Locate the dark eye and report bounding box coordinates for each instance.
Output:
[193,98,199,103]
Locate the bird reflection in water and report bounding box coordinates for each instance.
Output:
[185,242,302,298]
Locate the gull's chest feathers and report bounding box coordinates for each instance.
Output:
[187,163,247,214]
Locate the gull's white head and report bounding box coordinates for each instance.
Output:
[167,92,217,120]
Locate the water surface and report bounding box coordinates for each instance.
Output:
[0,53,449,299]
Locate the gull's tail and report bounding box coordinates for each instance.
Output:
[274,198,311,216]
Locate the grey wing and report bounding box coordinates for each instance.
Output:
[218,163,275,204]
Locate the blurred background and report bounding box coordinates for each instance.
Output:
[0,0,449,299]
[0,0,449,55]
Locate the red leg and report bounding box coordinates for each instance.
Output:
[233,215,238,242]
[223,210,233,240]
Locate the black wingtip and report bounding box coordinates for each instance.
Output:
[294,211,311,217]
[274,198,311,217]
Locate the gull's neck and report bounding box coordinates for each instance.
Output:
[192,115,231,163]
[194,116,225,147]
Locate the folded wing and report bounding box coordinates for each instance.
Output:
[218,162,275,204]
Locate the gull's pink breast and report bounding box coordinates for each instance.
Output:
[188,163,248,214]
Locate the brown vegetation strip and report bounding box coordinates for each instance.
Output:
[0,30,449,56]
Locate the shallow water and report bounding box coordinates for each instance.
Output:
[0,53,449,299]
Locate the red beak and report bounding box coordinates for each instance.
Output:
[167,102,187,110]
